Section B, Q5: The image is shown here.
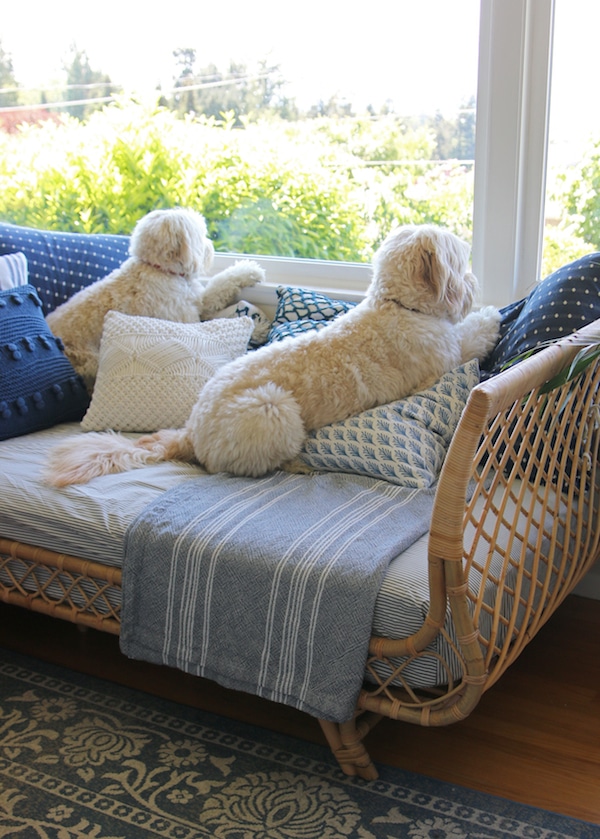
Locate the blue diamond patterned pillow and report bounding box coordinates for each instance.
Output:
[0,222,129,316]
[0,285,90,440]
[267,285,357,342]
[298,360,480,487]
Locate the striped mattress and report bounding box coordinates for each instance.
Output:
[0,423,551,692]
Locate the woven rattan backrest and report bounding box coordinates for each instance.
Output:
[431,319,600,689]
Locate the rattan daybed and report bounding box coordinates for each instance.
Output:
[1,223,599,780]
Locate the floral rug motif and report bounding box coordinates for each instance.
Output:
[0,647,596,839]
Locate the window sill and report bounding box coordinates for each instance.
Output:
[213,251,370,314]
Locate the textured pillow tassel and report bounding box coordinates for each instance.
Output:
[0,285,90,440]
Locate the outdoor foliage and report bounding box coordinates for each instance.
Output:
[0,98,596,273]
[62,46,114,120]
[0,100,474,261]
[564,137,600,251]
[0,42,17,108]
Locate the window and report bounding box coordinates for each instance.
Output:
[472,0,554,307]
[1,1,565,308]
[543,0,600,277]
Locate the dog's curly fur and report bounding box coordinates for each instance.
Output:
[46,224,501,486]
[46,207,264,391]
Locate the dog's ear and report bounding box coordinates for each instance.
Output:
[419,247,437,294]
[424,231,476,321]
[165,211,214,278]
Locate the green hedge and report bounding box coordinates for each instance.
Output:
[0,103,370,261]
[0,99,594,275]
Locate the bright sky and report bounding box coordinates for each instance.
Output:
[2,0,481,115]
[2,0,599,149]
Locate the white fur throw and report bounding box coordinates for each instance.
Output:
[81,312,254,432]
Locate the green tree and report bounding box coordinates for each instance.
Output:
[565,139,600,250]
[172,48,199,115]
[63,45,113,120]
[307,95,354,119]
[0,40,19,107]
[171,53,294,124]
[432,97,476,161]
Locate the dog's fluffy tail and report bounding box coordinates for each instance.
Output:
[45,429,194,487]
[190,383,306,477]
[46,384,306,485]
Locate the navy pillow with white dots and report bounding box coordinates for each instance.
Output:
[482,253,600,377]
[0,222,129,315]
[0,284,90,440]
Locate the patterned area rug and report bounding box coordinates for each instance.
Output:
[0,647,596,839]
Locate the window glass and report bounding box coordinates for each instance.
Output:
[1,1,480,266]
[543,0,600,276]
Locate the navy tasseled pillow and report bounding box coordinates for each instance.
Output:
[0,285,90,440]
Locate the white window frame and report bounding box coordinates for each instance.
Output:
[215,0,556,313]
[472,0,555,307]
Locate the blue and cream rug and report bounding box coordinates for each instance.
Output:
[0,647,596,839]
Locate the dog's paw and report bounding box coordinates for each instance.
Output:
[137,428,194,461]
[234,259,265,286]
[478,305,502,342]
[281,457,318,475]
[478,305,502,326]
[459,305,502,362]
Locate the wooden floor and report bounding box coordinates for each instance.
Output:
[1,595,599,824]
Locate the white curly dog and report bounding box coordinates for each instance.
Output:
[47,224,501,486]
[46,207,264,392]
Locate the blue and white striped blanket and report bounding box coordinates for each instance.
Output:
[120,471,435,722]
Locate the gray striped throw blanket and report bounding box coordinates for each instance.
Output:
[120,471,435,722]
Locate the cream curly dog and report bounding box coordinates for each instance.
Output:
[46,207,264,391]
[47,224,500,485]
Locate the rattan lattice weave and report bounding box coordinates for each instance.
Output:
[0,539,121,633]
[324,320,600,777]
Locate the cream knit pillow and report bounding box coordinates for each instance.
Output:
[81,311,254,432]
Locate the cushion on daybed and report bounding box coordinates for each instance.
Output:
[81,312,255,432]
[266,285,357,342]
[0,222,130,316]
[0,252,28,290]
[298,359,480,487]
[0,285,90,440]
[482,252,600,377]
[0,420,551,695]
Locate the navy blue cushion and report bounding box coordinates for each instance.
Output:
[0,285,90,440]
[482,253,600,377]
[0,223,129,315]
[267,285,357,342]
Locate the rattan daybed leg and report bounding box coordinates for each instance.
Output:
[319,715,380,780]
